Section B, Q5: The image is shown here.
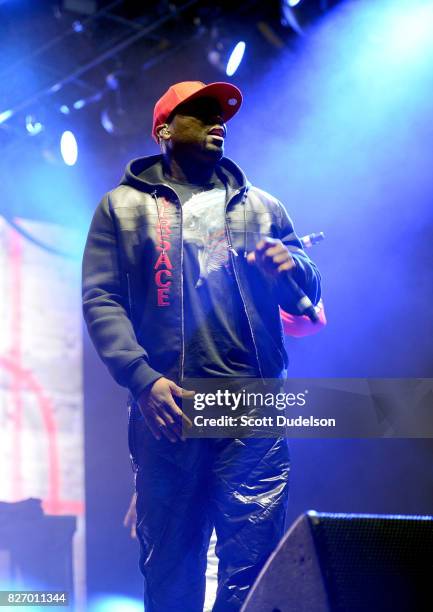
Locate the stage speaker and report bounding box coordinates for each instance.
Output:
[241,511,433,612]
[0,499,76,603]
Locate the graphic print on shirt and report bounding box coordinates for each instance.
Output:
[182,188,229,288]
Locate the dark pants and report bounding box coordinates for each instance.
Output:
[129,404,290,612]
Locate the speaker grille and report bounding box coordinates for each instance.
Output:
[309,513,433,612]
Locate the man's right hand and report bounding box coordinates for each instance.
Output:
[137,377,194,442]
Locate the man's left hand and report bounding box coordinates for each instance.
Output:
[123,492,137,539]
[246,238,296,276]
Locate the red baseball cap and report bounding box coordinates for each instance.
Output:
[152,81,243,142]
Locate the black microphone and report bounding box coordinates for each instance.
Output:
[285,273,320,323]
[287,231,325,323]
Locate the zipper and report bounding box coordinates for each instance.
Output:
[225,189,264,379]
[152,188,184,384]
[179,197,185,383]
[126,271,133,318]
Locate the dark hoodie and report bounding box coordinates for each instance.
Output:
[82,154,321,400]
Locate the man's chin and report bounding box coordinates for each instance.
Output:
[177,142,224,165]
[204,144,224,160]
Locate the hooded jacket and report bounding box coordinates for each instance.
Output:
[82,154,321,401]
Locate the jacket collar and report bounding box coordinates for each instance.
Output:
[121,154,250,200]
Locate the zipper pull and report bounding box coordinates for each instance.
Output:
[228,245,238,256]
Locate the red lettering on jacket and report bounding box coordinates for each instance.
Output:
[157,218,171,230]
[155,269,172,288]
[154,251,173,270]
[154,198,173,306]
[156,239,171,252]
[157,287,170,307]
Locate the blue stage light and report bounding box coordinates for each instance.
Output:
[73,99,86,110]
[72,20,84,33]
[0,109,13,124]
[280,0,303,33]
[226,41,246,77]
[100,109,114,134]
[25,115,44,136]
[60,130,78,166]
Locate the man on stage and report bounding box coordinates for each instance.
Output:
[82,81,321,611]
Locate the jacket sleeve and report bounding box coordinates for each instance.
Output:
[280,300,327,337]
[274,200,322,314]
[82,194,163,400]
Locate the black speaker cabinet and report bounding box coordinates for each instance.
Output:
[241,511,433,612]
[0,499,76,604]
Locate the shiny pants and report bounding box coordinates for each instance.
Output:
[129,406,290,612]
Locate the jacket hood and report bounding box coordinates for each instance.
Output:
[120,154,250,198]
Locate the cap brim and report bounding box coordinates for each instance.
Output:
[171,82,243,123]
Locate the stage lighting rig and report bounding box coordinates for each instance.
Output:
[207,27,247,77]
[100,70,146,136]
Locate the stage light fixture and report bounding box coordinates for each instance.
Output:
[208,29,247,76]
[0,109,13,125]
[100,109,115,134]
[100,70,145,136]
[72,20,84,33]
[280,0,303,34]
[73,99,86,110]
[226,41,246,77]
[25,115,44,136]
[60,130,78,166]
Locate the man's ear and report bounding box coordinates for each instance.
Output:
[157,124,171,141]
